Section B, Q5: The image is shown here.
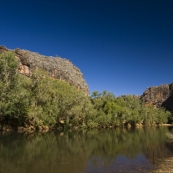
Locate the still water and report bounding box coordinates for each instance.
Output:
[0,127,173,173]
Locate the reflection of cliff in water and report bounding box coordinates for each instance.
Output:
[0,127,172,173]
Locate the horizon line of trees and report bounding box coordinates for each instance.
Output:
[0,51,172,131]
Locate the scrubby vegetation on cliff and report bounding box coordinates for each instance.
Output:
[0,46,89,94]
[0,51,172,131]
[0,51,93,131]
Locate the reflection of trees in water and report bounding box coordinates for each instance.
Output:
[0,127,172,173]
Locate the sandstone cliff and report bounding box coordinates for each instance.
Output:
[140,83,173,111]
[0,46,89,94]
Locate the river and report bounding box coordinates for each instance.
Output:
[0,127,173,173]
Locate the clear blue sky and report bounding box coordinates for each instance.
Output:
[1,0,173,96]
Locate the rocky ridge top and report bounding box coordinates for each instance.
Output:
[0,46,89,94]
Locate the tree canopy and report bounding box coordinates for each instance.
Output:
[0,51,172,131]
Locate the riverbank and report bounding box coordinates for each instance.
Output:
[162,124,173,126]
[150,157,173,173]
[0,123,172,133]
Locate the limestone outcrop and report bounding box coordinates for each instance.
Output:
[0,46,89,94]
[140,83,173,111]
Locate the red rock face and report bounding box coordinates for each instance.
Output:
[0,46,89,94]
[18,62,31,76]
[141,83,173,111]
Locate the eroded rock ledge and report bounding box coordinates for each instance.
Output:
[0,46,89,94]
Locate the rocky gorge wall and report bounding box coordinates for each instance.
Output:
[0,46,89,94]
[140,83,173,111]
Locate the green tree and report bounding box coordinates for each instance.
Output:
[0,51,29,125]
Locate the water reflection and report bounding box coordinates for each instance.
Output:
[0,127,172,173]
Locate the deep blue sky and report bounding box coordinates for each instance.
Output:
[1,0,173,96]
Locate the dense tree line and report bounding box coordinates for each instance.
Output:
[0,52,172,131]
[90,91,172,128]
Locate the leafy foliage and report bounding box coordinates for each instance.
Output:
[0,51,171,130]
[90,91,171,128]
[0,52,94,129]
